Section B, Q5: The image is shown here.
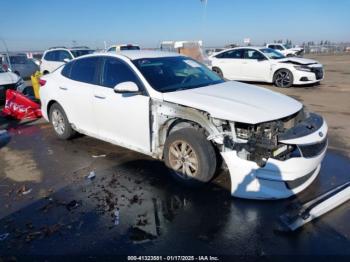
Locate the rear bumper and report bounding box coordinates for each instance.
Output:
[221,119,328,200]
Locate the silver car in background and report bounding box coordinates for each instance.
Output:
[0,53,39,79]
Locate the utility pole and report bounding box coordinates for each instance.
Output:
[0,37,12,70]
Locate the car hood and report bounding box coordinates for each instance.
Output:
[278,57,319,65]
[162,81,302,124]
[0,72,19,85]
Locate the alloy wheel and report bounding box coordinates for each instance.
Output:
[51,109,65,135]
[168,140,199,179]
[275,71,292,87]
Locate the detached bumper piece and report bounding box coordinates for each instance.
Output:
[279,181,350,231]
[1,90,42,120]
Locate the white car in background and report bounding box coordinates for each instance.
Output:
[107,44,140,52]
[266,43,304,57]
[40,50,327,200]
[0,66,26,104]
[40,47,94,74]
[210,47,323,88]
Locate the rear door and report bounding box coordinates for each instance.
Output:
[240,49,271,81]
[59,56,100,135]
[93,57,151,153]
[213,49,244,80]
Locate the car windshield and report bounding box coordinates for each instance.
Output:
[10,55,28,64]
[70,49,94,58]
[120,46,140,50]
[260,48,285,59]
[133,56,224,93]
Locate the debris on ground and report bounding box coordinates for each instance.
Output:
[114,208,120,225]
[17,185,32,195]
[86,171,96,180]
[0,233,9,241]
[66,200,81,211]
[92,154,106,158]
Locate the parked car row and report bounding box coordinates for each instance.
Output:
[40,50,328,200]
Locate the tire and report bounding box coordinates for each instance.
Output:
[163,128,217,185]
[49,103,76,140]
[273,69,294,88]
[43,71,49,75]
[212,67,223,78]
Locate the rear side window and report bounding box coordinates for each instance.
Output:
[107,47,116,52]
[101,57,140,88]
[44,51,57,61]
[216,49,243,59]
[70,57,99,84]
[61,62,73,78]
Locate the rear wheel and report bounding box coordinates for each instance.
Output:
[274,69,294,88]
[164,128,217,185]
[212,67,223,78]
[49,103,76,140]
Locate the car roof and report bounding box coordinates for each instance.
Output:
[92,50,182,60]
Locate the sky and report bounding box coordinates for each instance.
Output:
[1,0,349,51]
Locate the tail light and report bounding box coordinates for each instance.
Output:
[39,79,46,86]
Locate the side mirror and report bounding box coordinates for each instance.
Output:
[113,81,139,93]
[63,58,71,63]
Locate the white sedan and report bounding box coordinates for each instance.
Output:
[209,47,323,87]
[40,50,328,200]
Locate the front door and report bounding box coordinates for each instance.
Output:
[93,57,151,153]
[213,49,244,80]
[240,49,271,81]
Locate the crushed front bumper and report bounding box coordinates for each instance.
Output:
[222,116,328,200]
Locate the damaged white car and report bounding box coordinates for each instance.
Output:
[40,51,328,200]
[210,47,323,87]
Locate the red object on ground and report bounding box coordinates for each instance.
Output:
[2,90,42,120]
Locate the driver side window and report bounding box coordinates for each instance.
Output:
[101,57,141,88]
[243,49,266,60]
[216,49,243,59]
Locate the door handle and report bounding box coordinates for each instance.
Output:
[94,94,106,99]
[59,86,68,90]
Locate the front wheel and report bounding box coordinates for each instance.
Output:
[274,69,294,88]
[164,128,217,185]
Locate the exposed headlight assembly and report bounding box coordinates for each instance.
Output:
[294,65,311,72]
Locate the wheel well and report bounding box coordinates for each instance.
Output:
[212,66,221,72]
[167,119,202,137]
[47,100,58,119]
